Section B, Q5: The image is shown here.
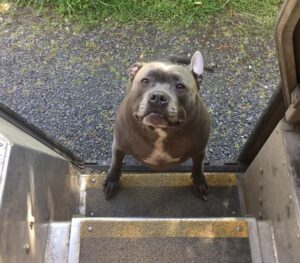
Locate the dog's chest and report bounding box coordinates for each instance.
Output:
[142,128,180,166]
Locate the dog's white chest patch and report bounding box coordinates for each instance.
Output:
[143,128,180,166]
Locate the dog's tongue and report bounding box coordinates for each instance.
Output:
[143,113,169,128]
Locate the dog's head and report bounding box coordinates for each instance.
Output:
[127,51,204,128]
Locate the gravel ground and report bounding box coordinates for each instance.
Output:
[0,7,280,162]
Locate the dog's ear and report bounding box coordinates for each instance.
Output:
[188,51,204,86]
[128,62,143,80]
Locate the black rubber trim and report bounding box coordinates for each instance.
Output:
[84,158,247,173]
[0,102,84,167]
[238,84,286,165]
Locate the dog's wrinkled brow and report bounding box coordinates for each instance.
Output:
[146,69,182,83]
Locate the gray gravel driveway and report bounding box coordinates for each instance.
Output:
[0,8,280,162]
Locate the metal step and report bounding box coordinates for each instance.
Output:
[68,217,262,263]
[44,219,279,263]
[43,172,278,263]
[81,172,243,218]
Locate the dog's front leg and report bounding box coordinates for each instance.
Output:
[103,142,125,200]
[191,152,209,201]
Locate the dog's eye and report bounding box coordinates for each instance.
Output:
[141,78,150,85]
[176,83,186,90]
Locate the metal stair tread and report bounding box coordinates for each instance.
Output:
[69,217,259,263]
[82,172,242,218]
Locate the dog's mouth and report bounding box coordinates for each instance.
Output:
[134,112,184,128]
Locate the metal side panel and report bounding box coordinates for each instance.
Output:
[45,222,71,263]
[243,120,300,263]
[275,0,300,123]
[247,218,263,263]
[0,133,11,207]
[68,218,81,263]
[275,0,300,106]
[0,117,80,263]
[257,221,278,263]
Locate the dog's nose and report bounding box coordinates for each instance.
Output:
[148,92,169,106]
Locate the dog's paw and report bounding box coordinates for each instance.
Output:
[192,174,209,201]
[193,182,209,201]
[103,178,120,200]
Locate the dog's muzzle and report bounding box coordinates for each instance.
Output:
[134,91,184,128]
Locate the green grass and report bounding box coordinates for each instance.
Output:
[8,0,283,29]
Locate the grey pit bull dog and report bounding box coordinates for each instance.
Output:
[103,51,210,200]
